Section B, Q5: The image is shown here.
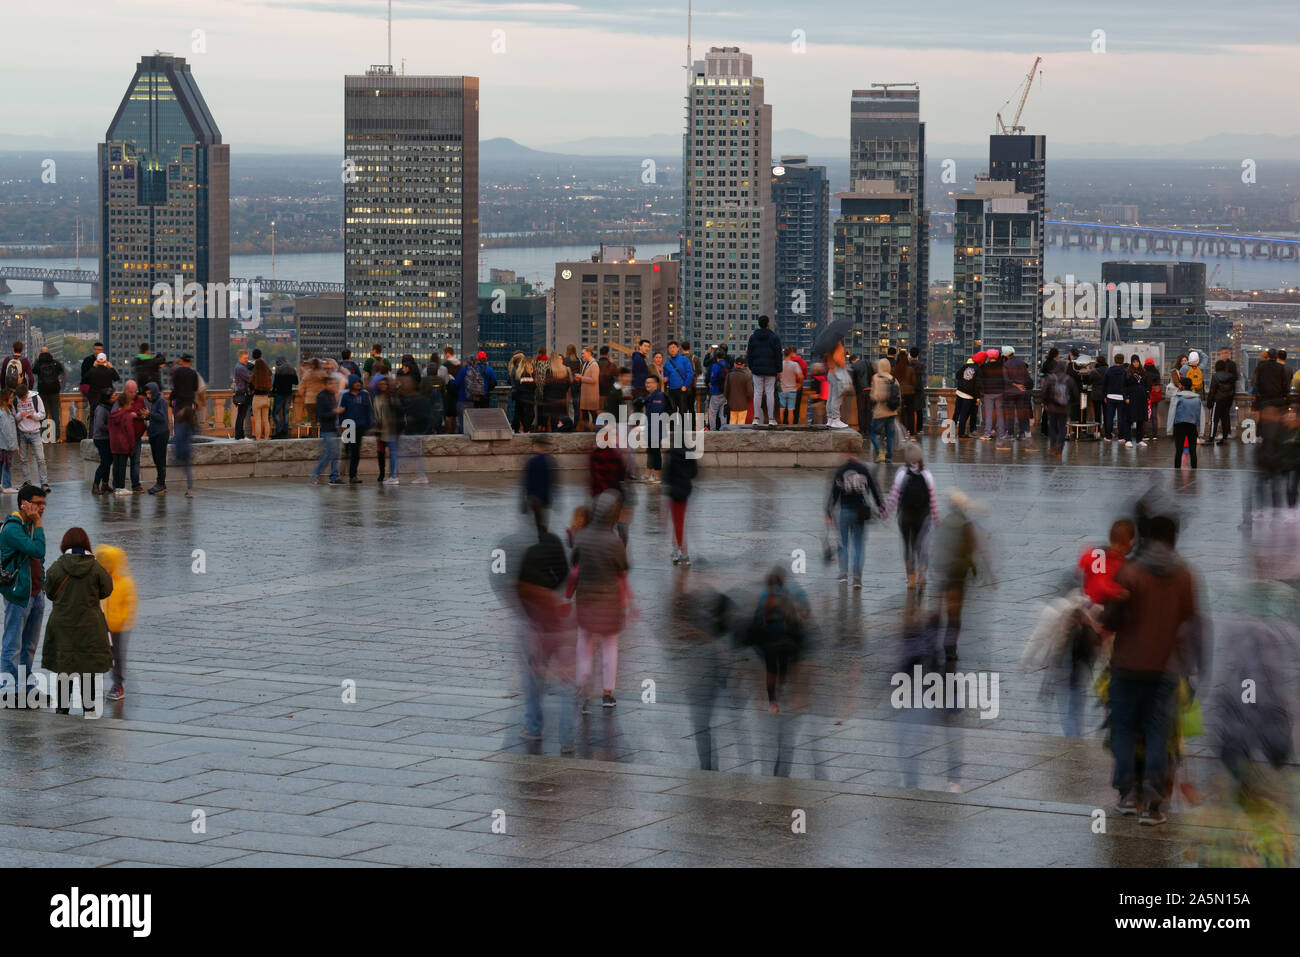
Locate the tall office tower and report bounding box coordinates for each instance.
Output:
[989,134,1046,360]
[295,292,346,363]
[477,278,547,378]
[554,246,679,354]
[1098,261,1210,361]
[100,53,229,383]
[344,66,478,361]
[771,156,830,355]
[846,84,927,350]
[952,179,1041,358]
[681,47,774,355]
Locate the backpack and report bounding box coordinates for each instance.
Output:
[886,378,901,411]
[1184,365,1203,392]
[465,362,486,401]
[1049,376,1070,408]
[36,360,60,392]
[899,469,929,517]
[65,419,87,443]
[3,357,24,391]
[709,362,727,391]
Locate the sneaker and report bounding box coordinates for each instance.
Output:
[113,488,132,497]
[131,486,144,493]
[875,453,886,462]
[106,685,124,702]
[1104,436,1112,442]
[1115,794,1138,816]
[579,699,592,715]
[559,743,576,755]
[3,487,19,494]
[671,548,682,565]
[1125,441,1135,448]
[42,485,52,495]
[328,478,344,486]
[837,575,849,584]
[410,475,429,484]
[828,418,849,429]
[601,693,616,709]
[679,554,691,567]
[349,477,362,485]
[1138,441,1148,448]
[310,476,323,485]
[853,580,863,590]
[519,729,543,742]
[383,477,399,485]
[147,485,164,495]
[185,490,194,498]
[1216,439,1225,446]
[1139,807,1167,826]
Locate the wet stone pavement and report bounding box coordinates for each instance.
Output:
[0,438,1295,867]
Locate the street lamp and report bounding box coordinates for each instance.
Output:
[271,221,277,282]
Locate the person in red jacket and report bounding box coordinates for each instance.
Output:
[107,381,148,496]
[1078,519,1135,605]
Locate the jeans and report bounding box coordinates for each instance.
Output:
[0,451,9,490]
[271,394,289,436]
[983,395,1003,437]
[343,440,362,479]
[93,438,112,487]
[1109,673,1176,807]
[174,420,194,490]
[1212,398,1232,441]
[401,433,426,476]
[312,431,340,481]
[111,452,130,489]
[1047,411,1067,451]
[109,629,129,688]
[130,440,141,488]
[1,594,45,688]
[1173,422,1198,468]
[707,394,726,431]
[870,415,896,460]
[1104,399,1128,441]
[753,374,777,424]
[17,432,46,486]
[521,635,574,747]
[149,434,168,487]
[837,507,865,579]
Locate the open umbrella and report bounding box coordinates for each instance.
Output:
[810,318,854,360]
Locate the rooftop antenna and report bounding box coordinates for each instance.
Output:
[686,0,692,73]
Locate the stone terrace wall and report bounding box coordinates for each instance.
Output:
[80,429,864,481]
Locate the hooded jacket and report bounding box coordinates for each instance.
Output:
[338,376,374,434]
[33,353,64,393]
[108,395,146,455]
[144,383,170,439]
[870,358,897,418]
[1103,542,1203,677]
[0,511,44,607]
[1209,368,1236,404]
[94,545,137,633]
[1102,363,1128,401]
[955,360,980,400]
[40,550,114,675]
[272,359,298,396]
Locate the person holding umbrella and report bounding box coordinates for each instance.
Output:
[811,319,854,430]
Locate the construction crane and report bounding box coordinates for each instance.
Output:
[996,56,1043,135]
[1208,264,1222,288]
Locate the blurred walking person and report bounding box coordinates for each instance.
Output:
[93,545,136,701]
[143,382,170,494]
[374,375,403,485]
[662,442,698,566]
[885,443,941,600]
[825,450,884,587]
[567,490,630,712]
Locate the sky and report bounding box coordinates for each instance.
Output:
[3,0,1298,153]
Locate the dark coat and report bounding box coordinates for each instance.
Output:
[745,327,783,376]
[40,552,114,675]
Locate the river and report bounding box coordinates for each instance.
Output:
[2,240,1296,310]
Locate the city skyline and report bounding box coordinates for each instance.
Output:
[4,1,1299,153]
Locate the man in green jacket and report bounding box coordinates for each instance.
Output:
[1,483,47,692]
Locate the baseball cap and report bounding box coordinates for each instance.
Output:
[476,351,487,360]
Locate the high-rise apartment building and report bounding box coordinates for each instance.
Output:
[834,181,917,355]
[771,156,830,355]
[295,292,346,362]
[953,180,1040,358]
[554,246,679,354]
[344,67,478,361]
[989,134,1046,360]
[681,47,774,355]
[99,53,229,383]
[1099,261,1211,360]
[843,84,927,350]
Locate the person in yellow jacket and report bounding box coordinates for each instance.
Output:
[94,545,136,701]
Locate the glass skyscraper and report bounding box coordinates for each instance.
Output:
[99,54,229,383]
[771,157,829,355]
[344,68,479,360]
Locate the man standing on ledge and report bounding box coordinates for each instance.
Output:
[745,316,782,427]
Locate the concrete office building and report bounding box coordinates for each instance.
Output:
[295,293,346,363]
[989,134,1046,360]
[681,46,774,355]
[843,84,928,351]
[344,66,478,361]
[771,156,830,355]
[99,53,230,383]
[554,245,679,355]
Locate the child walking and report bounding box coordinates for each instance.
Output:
[93,545,137,701]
